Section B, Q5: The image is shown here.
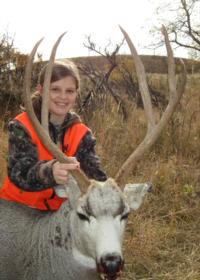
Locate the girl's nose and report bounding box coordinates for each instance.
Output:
[60,91,67,99]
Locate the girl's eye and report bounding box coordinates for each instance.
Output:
[51,87,59,92]
[66,90,76,95]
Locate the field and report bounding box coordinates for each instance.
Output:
[0,69,200,279]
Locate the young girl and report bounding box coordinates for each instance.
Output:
[0,60,107,210]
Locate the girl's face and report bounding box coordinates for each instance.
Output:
[47,76,77,124]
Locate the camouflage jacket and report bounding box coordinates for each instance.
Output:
[7,112,107,191]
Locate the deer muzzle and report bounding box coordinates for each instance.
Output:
[97,253,124,280]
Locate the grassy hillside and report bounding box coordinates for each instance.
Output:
[1,54,200,119]
[73,54,200,74]
[0,60,200,279]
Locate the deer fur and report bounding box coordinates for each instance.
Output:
[0,177,149,280]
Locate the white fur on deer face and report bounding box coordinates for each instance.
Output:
[71,179,129,279]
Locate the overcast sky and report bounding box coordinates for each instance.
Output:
[0,0,187,60]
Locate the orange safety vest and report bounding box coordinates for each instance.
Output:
[0,112,88,211]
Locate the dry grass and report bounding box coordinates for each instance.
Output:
[0,73,200,279]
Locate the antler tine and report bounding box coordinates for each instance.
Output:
[119,25,156,132]
[41,32,67,132]
[115,25,187,187]
[23,37,44,128]
[23,35,91,193]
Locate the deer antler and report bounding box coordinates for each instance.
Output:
[115,25,187,186]
[23,34,91,193]
[41,32,67,132]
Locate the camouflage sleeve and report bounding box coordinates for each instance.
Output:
[7,120,57,191]
[75,131,107,181]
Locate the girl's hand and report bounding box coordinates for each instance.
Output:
[52,158,80,185]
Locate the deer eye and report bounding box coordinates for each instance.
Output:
[121,212,129,221]
[77,212,90,222]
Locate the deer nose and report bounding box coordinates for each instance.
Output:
[100,253,124,276]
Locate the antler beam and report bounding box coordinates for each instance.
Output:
[115,25,187,186]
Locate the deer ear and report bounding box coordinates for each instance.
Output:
[122,183,152,210]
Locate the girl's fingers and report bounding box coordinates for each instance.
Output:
[62,163,80,170]
[59,170,68,177]
[52,161,80,185]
